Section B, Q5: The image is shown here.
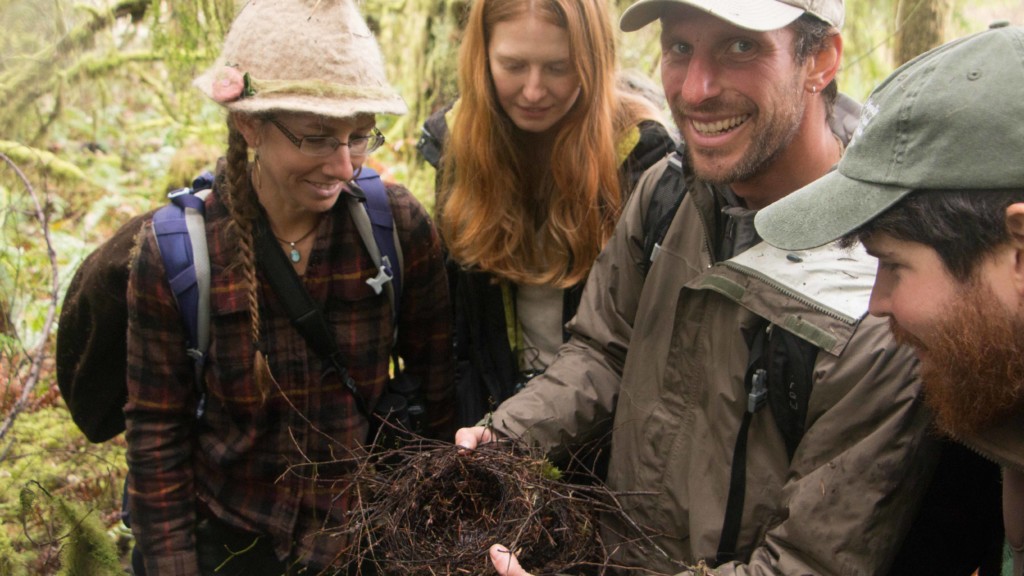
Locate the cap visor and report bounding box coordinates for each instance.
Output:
[755,169,914,251]
[620,0,805,32]
[620,0,669,31]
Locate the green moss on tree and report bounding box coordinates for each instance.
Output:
[55,497,122,576]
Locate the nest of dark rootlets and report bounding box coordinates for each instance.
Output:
[339,438,633,575]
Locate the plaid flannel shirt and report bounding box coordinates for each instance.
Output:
[125,180,453,574]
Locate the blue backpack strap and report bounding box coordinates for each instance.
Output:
[122,173,212,537]
[353,167,403,318]
[151,171,213,417]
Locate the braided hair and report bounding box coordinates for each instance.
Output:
[222,114,275,399]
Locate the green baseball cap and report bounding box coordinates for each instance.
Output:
[619,0,844,33]
[756,23,1024,251]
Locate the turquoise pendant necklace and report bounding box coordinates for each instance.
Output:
[274,219,320,264]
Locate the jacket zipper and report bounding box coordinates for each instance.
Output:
[946,430,1024,473]
[720,260,861,325]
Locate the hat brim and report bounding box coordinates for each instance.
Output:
[755,169,915,251]
[620,0,804,32]
[223,94,408,119]
[192,70,409,119]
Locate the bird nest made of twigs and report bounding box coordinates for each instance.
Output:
[338,438,620,575]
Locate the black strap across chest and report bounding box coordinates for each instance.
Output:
[252,213,371,419]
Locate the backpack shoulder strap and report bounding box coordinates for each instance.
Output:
[716,321,818,564]
[349,167,403,324]
[416,105,452,170]
[765,326,818,460]
[252,212,373,419]
[151,171,214,415]
[640,142,689,276]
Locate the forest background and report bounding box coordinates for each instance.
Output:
[1,0,1023,573]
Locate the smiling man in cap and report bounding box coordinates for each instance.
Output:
[757,23,1024,575]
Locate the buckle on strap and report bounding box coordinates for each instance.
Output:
[366,255,394,295]
[747,368,768,414]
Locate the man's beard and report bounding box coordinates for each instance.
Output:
[889,283,1024,438]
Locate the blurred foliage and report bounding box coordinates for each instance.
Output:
[1,407,127,572]
[0,0,1020,570]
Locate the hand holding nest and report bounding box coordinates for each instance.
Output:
[490,544,534,576]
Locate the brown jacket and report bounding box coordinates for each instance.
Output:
[491,157,939,575]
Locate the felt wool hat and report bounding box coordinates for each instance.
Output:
[755,23,1024,251]
[619,0,844,32]
[193,0,407,119]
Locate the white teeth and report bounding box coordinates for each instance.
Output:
[311,182,341,192]
[692,115,749,135]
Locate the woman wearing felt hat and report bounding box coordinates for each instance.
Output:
[124,1,454,573]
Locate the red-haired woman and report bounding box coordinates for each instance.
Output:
[418,0,675,429]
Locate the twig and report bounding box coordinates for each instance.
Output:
[0,151,61,461]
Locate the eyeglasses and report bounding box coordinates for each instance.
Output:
[269,118,385,158]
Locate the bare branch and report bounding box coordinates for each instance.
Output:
[0,151,61,460]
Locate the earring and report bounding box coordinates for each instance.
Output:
[810,85,818,93]
[252,153,263,191]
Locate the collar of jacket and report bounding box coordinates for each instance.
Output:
[955,411,1024,473]
[688,241,875,357]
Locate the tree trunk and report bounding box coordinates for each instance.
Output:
[893,0,952,67]
[0,301,11,337]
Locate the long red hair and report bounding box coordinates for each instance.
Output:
[439,0,657,288]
